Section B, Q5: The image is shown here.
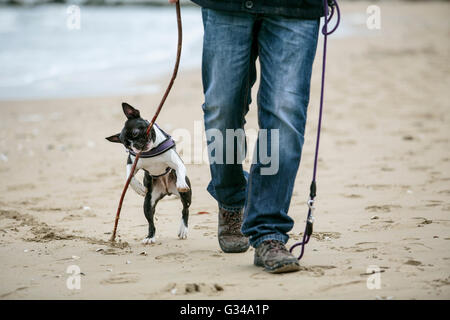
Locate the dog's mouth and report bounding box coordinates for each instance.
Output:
[131,141,152,153]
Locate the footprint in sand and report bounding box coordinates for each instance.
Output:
[62,214,83,221]
[340,244,377,253]
[361,219,396,231]
[354,247,378,253]
[101,272,140,285]
[299,265,337,277]
[424,200,443,207]
[99,248,124,256]
[203,232,214,237]
[341,194,363,199]
[189,249,222,258]
[365,204,401,213]
[250,272,269,280]
[413,217,433,227]
[164,282,224,296]
[429,277,450,288]
[154,252,187,262]
[404,259,422,266]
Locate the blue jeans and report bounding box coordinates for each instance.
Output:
[201,8,319,248]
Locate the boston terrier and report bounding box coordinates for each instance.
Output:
[106,102,191,244]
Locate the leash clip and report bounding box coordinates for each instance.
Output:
[306,198,315,237]
[307,198,316,224]
[307,198,315,212]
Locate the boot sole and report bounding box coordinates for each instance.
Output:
[219,241,250,253]
[266,263,300,274]
[254,256,300,274]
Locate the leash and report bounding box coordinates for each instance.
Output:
[110,1,182,242]
[289,0,341,259]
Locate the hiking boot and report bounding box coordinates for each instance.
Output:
[218,207,250,253]
[254,240,300,273]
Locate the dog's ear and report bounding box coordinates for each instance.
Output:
[122,102,140,119]
[106,133,121,143]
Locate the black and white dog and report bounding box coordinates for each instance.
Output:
[106,103,191,244]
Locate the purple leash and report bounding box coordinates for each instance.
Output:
[290,0,341,260]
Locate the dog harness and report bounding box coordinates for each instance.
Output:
[127,124,176,178]
[127,123,176,159]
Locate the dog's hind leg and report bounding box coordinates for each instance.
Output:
[177,176,191,240]
[142,172,164,244]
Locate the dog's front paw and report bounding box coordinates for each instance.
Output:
[176,181,190,193]
[178,221,188,240]
[142,237,156,245]
[130,178,148,197]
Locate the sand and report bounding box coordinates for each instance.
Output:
[0,1,449,299]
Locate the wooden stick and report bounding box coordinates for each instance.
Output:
[110,1,183,242]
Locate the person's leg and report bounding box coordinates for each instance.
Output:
[201,8,258,212]
[201,8,258,253]
[242,16,320,249]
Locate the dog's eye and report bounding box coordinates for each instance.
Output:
[132,129,140,138]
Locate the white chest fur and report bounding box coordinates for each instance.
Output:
[126,124,189,195]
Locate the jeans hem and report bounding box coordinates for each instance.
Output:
[218,203,244,213]
[251,233,289,248]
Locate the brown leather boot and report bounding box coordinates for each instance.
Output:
[254,240,300,273]
[218,207,250,253]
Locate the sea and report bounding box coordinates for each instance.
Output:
[0,4,204,100]
[0,4,359,101]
